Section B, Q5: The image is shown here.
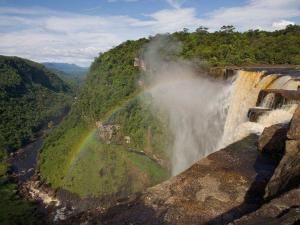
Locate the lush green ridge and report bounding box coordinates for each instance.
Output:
[0,55,72,151]
[39,25,300,199]
[177,24,300,65]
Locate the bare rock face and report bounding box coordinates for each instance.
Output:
[257,123,288,156]
[78,134,278,225]
[287,105,300,140]
[96,122,121,144]
[264,105,300,199]
[264,140,300,200]
[231,188,300,225]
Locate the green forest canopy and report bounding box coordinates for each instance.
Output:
[0,55,72,151]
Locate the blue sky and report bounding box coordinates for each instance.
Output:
[0,0,299,66]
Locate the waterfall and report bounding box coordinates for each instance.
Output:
[147,68,299,176]
[222,71,299,146]
[260,93,276,108]
[221,71,278,146]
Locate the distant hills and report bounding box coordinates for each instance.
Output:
[43,62,89,77]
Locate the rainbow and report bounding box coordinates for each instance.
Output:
[64,89,144,176]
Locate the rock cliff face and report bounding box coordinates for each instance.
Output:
[231,188,300,225]
[264,105,300,199]
[258,123,288,157]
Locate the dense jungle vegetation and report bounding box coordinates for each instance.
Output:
[0,55,72,152]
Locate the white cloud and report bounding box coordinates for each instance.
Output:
[0,0,299,66]
[199,0,300,31]
[148,8,200,32]
[165,0,185,9]
[272,20,295,30]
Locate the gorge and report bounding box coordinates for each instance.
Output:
[1,25,300,225]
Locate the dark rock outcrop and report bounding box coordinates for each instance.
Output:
[231,187,300,225]
[257,123,288,157]
[264,105,300,199]
[248,107,271,122]
[287,105,300,140]
[264,140,300,199]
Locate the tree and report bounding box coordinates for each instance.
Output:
[220,25,236,33]
[196,26,209,33]
[182,28,189,33]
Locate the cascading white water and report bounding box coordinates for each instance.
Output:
[233,104,297,142]
[221,71,278,146]
[260,93,276,108]
[222,71,299,146]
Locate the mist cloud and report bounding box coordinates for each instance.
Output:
[142,37,231,175]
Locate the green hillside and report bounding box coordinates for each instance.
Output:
[39,25,300,201]
[0,55,72,151]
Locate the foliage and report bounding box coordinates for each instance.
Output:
[0,151,39,225]
[0,55,72,152]
[176,24,300,66]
